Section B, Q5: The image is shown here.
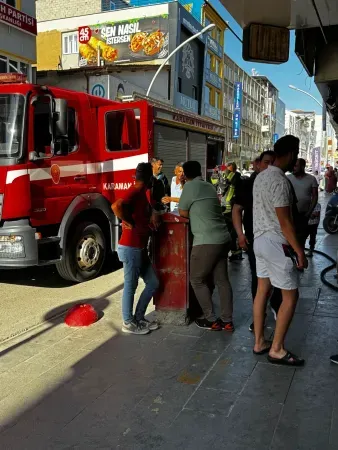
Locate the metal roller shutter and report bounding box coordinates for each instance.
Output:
[154,124,187,182]
[188,132,207,179]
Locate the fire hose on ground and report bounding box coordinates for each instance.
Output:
[308,248,338,292]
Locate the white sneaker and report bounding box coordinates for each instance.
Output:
[138,319,159,331]
[122,320,150,335]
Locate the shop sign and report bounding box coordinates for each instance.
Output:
[172,113,222,133]
[312,147,321,173]
[207,35,222,58]
[174,92,198,114]
[204,103,221,122]
[0,3,37,35]
[78,15,169,66]
[0,73,26,83]
[233,81,242,139]
[181,17,205,42]
[205,68,222,90]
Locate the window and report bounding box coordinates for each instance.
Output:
[178,77,182,93]
[0,94,24,159]
[215,27,222,44]
[9,60,17,73]
[206,52,211,70]
[0,55,6,73]
[105,109,140,152]
[20,62,28,76]
[33,99,77,156]
[204,16,211,27]
[205,86,211,105]
[214,58,222,77]
[192,85,198,100]
[215,91,221,109]
[1,0,17,6]
[63,33,78,55]
[102,0,115,11]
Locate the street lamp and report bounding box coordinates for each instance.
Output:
[146,23,215,98]
[288,84,328,166]
[288,85,322,108]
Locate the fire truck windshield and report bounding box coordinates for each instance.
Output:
[0,94,24,162]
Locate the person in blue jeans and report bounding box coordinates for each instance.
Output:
[112,163,160,335]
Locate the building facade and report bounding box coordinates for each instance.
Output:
[275,97,286,141]
[0,0,36,80]
[314,114,338,166]
[223,56,265,167]
[201,1,226,123]
[36,1,228,174]
[285,110,316,161]
[252,76,278,151]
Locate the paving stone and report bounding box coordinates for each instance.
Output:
[315,298,338,317]
[202,370,248,394]
[240,362,295,405]
[192,331,232,354]
[132,379,195,427]
[299,286,320,300]
[211,344,258,378]
[270,372,336,450]
[217,397,282,447]
[170,325,206,338]
[185,386,237,416]
[176,352,220,386]
[295,297,318,315]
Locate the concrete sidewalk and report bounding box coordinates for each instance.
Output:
[1,214,338,449]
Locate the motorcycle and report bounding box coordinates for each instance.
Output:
[323,192,338,234]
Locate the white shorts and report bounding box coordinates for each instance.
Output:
[254,232,299,291]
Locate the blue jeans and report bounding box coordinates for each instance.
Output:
[117,245,159,323]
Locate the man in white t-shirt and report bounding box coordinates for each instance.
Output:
[252,135,307,367]
[288,158,318,248]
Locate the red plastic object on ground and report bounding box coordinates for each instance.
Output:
[64,303,98,327]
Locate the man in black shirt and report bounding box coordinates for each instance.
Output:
[233,151,281,331]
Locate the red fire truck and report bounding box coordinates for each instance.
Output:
[0,75,224,282]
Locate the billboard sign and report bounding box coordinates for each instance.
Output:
[78,15,169,66]
[312,147,321,173]
[0,2,37,36]
[233,81,242,139]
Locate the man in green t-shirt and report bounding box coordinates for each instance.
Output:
[179,161,234,332]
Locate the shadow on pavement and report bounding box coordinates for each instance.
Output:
[0,254,123,288]
[0,281,125,359]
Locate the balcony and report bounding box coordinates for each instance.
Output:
[205,68,222,90]
[204,103,221,121]
[174,92,199,114]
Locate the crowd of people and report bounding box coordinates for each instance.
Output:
[112,134,328,367]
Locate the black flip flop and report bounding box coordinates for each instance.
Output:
[267,351,305,367]
[253,341,272,355]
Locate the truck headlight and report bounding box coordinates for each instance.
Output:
[0,235,25,258]
[0,194,3,220]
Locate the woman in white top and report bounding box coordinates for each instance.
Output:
[162,162,185,212]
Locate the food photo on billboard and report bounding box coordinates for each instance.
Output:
[78,15,169,66]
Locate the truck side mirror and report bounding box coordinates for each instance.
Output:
[53,98,68,139]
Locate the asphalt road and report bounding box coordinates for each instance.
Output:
[0,260,124,343]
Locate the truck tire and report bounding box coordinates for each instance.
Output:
[56,222,106,283]
[323,216,338,235]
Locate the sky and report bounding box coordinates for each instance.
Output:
[211,0,323,114]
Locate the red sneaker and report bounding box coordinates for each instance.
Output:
[219,320,235,332]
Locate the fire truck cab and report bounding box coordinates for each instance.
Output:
[0,76,152,282]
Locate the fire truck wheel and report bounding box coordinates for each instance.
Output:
[56,222,106,282]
